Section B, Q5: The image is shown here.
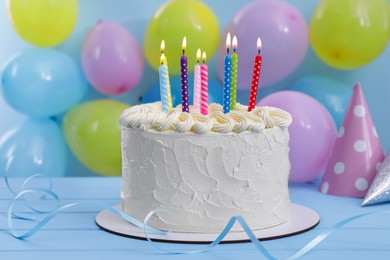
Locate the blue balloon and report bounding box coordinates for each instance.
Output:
[0,119,67,177]
[142,74,223,106]
[1,48,89,118]
[289,75,352,128]
[0,92,26,136]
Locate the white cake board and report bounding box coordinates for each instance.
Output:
[95,204,319,243]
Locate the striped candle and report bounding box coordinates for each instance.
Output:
[200,51,208,115]
[223,33,232,114]
[160,40,172,111]
[164,62,173,111]
[159,53,170,112]
[193,49,202,111]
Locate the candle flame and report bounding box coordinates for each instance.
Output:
[202,51,207,63]
[226,33,231,51]
[160,53,165,64]
[160,40,165,52]
[182,36,187,51]
[196,48,201,62]
[232,36,238,50]
[257,37,262,51]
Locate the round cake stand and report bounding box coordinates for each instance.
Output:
[95,203,319,244]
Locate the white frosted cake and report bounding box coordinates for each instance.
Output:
[119,102,292,233]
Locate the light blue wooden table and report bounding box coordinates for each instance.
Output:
[1,177,390,259]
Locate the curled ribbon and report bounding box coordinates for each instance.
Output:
[4,175,390,259]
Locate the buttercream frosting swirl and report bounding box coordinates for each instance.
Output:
[119,102,292,134]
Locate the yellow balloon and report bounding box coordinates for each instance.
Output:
[144,0,220,75]
[8,0,78,47]
[310,0,390,69]
[62,100,129,176]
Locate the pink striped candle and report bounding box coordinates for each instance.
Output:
[200,51,208,115]
[193,49,202,111]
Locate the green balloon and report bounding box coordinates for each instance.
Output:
[144,0,220,75]
[63,100,128,176]
[310,0,390,69]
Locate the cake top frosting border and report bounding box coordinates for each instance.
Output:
[119,102,292,134]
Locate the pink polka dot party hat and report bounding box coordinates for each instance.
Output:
[320,82,384,198]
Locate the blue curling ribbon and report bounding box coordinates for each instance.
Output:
[4,174,390,259]
[5,176,165,239]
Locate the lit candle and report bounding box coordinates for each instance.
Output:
[230,35,238,111]
[193,49,202,111]
[223,33,232,114]
[159,53,170,112]
[160,40,172,111]
[180,36,189,113]
[200,51,208,116]
[248,37,262,112]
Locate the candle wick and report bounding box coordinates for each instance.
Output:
[234,48,236,53]
[203,60,205,64]
[182,49,185,55]
[258,49,261,55]
[227,48,230,54]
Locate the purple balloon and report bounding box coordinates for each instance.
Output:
[82,21,144,95]
[218,0,308,88]
[259,91,337,183]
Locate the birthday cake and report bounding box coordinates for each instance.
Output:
[119,102,292,233]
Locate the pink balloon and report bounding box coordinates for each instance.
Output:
[218,0,308,89]
[82,21,144,95]
[259,91,337,183]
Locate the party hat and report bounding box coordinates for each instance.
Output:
[319,83,384,198]
[362,151,390,206]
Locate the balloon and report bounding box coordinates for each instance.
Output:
[62,100,128,176]
[0,93,26,136]
[310,0,390,69]
[2,48,89,118]
[0,119,67,177]
[290,75,352,129]
[259,91,337,183]
[218,0,308,88]
[8,0,78,47]
[144,0,220,75]
[142,75,223,106]
[82,21,144,96]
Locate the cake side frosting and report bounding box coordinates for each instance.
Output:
[121,126,291,233]
[119,102,292,133]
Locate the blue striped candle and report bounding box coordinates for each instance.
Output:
[159,53,170,112]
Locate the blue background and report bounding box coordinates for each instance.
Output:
[1,0,389,176]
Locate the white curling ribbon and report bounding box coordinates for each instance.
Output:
[191,112,213,134]
[173,112,194,133]
[210,111,235,133]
